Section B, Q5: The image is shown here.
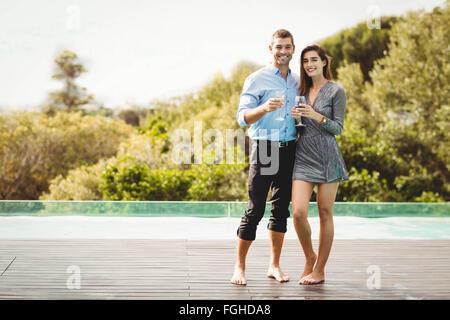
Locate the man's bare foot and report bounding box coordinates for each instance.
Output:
[267,266,290,282]
[231,264,247,285]
[300,252,317,280]
[299,270,325,285]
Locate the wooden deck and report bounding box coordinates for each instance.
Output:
[0,239,449,300]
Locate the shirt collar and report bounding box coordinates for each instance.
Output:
[268,63,291,76]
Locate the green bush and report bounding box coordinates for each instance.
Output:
[99,155,247,201]
[40,158,119,200]
[0,111,132,199]
[337,168,393,202]
[99,157,192,201]
[414,191,445,203]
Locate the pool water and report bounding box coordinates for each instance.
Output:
[0,216,449,240]
[0,201,448,240]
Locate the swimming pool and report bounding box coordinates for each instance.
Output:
[0,201,449,240]
[0,216,449,240]
[1,201,448,218]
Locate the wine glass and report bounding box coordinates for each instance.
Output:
[274,90,285,121]
[294,96,306,127]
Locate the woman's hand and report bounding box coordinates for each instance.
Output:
[296,104,324,122]
[291,106,301,119]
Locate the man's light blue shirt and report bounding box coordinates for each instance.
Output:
[236,64,299,142]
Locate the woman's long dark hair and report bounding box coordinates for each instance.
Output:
[299,44,333,95]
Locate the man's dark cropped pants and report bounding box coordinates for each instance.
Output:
[237,139,296,241]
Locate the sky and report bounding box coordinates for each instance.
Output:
[0,0,445,110]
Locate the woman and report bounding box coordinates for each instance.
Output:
[290,44,348,285]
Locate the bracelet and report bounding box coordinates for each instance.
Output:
[319,116,326,124]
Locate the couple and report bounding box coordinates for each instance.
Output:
[231,29,348,286]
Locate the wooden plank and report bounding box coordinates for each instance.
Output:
[0,239,449,300]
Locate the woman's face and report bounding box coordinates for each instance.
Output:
[303,50,326,78]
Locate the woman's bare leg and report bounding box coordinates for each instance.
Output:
[291,180,317,281]
[301,182,339,285]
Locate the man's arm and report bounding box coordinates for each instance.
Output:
[243,98,283,125]
[237,75,282,127]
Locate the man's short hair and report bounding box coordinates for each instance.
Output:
[271,29,294,46]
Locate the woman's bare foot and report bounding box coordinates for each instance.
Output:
[299,270,325,285]
[231,264,247,285]
[300,252,317,280]
[267,265,290,282]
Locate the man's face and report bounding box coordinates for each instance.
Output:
[270,37,295,67]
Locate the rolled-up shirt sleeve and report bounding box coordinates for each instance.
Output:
[237,76,260,127]
[320,85,346,136]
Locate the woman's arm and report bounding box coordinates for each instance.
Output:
[320,85,346,136]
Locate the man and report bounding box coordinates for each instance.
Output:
[231,29,299,285]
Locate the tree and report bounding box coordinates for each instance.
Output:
[35,8,450,204]
[319,16,398,82]
[44,50,94,114]
[334,2,449,202]
[118,109,141,126]
[366,3,449,200]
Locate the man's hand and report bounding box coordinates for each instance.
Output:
[244,98,284,125]
[262,98,284,113]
